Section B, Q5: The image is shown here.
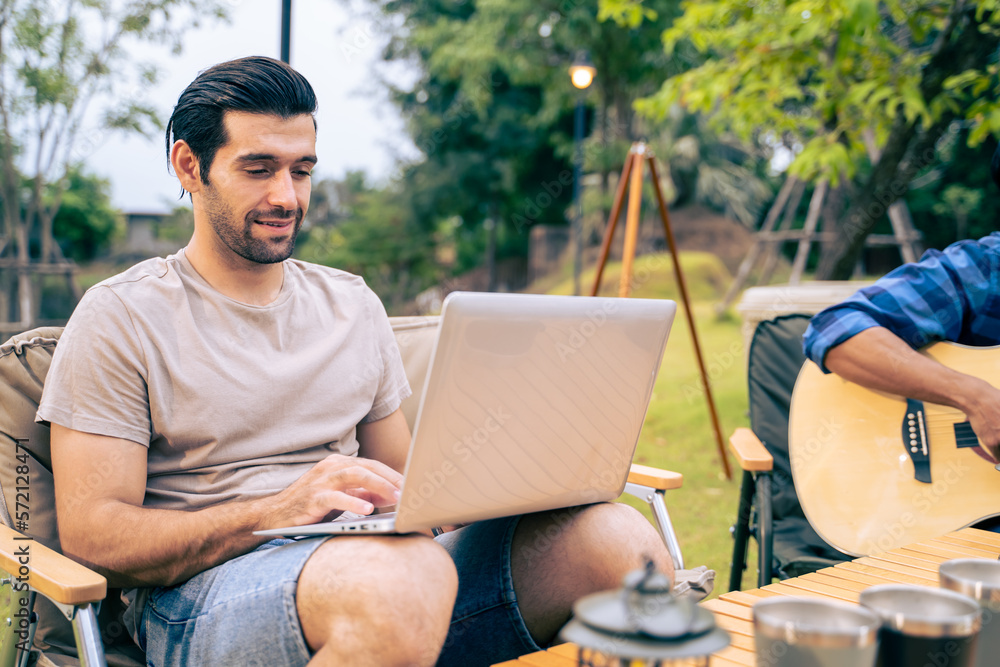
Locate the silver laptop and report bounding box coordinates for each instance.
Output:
[254,292,676,537]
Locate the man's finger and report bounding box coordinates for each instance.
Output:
[324,454,404,487]
[328,467,401,506]
[310,489,378,517]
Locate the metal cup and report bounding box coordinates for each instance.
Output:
[752,596,880,667]
[939,558,1000,667]
[859,584,981,667]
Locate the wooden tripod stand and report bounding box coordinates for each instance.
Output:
[590,142,731,480]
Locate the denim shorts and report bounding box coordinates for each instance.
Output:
[137,515,541,667]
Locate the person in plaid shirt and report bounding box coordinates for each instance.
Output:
[803,230,1000,461]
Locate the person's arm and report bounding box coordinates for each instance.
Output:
[356,408,412,474]
[52,424,403,588]
[824,327,1000,460]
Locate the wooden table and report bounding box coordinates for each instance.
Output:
[492,527,1000,666]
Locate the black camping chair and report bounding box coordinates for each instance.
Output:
[727,314,851,591]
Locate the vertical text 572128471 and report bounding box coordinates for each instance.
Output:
[12,437,32,650]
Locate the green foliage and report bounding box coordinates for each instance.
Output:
[156,205,196,244]
[296,174,438,311]
[0,0,227,267]
[627,0,1000,185]
[361,0,690,259]
[612,0,1000,277]
[599,0,659,27]
[906,129,1000,247]
[344,0,780,301]
[49,166,122,261]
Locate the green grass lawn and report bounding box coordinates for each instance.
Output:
[540,251,759,598]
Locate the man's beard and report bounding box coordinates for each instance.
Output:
[203,187,304,265]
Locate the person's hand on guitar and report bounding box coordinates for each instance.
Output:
[826,327,1000,463]
[954,377,1000,463]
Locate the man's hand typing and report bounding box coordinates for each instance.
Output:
[256,454,403,530]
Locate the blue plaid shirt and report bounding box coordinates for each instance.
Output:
[803,232,1000,372]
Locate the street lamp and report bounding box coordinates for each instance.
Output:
[280,0,292,63]
[569,52,595,296]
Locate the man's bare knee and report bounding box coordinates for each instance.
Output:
[574,502,673,582]
[297,535,457,664]
[510,502,673,646]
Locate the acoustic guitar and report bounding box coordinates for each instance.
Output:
[788,342,1000,557]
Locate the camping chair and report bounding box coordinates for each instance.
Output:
[727,314,851,591]
[0,318,688,666]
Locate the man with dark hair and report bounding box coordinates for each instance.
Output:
[38,57,671,667]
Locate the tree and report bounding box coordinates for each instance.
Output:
[612,0,1000,278]
[50,166,122,262]
[907,129,1000,247]
[296,174,438,312]
[0,0,225,328]
[360,0,719,288]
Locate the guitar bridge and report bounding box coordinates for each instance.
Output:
[902,399,931,483]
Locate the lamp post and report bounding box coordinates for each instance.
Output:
[569,52,595,296]
[280,0,292,63]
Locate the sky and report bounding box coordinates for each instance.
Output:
[85,0,418,213]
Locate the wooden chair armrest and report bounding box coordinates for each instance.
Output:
[0,524,106,606]
[729,427,774,472]
[627,463,683,490]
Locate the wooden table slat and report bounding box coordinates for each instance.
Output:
[515,652,578,666]
[547,644,577,659]
[775,576,861,602]
[933,534,1000,555]
[815,565,913,587]
[711,655,754,667]
[834,561,935,586]
[702,598,754,622]
[900,541,996,561]
[798,572,870,592]
[873,549,942,570]
[760,582,836,599]
[954,527,1000,547]
[711,645,755,666]
[851,556,939,581]
[719,590,776,607]
[922,538,999,559]
[711,613,755,638]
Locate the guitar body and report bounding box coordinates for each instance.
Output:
[789,342,1000,557]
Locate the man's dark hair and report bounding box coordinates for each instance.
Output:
[165,56,318,185]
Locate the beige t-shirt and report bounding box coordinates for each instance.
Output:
[37,248,411,511]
